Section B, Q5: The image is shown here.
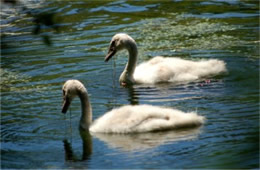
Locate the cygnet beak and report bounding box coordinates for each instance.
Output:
[105,40,117,62]
[104,49,116,62]
[62,97,70,114]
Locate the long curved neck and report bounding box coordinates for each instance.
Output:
[120,41,138,84]
[79,90,92,130]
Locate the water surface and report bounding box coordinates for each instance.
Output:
[1,0,259,169]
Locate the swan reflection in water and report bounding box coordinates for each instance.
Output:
[92,127,202,152]
[63,129,92,161]
[63,126,202,161]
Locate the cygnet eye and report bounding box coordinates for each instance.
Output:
[62,90,66,100]
[110,41,116,50]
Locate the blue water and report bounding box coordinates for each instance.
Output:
[1,0,259,169]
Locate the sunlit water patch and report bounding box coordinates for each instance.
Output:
[124,16,244,57]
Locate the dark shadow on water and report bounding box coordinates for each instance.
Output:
[1,0,60,51]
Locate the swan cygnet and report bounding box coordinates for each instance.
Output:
[105,33,227,86]
[62,80,205,133]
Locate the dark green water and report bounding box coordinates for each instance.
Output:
[1,0,259,169]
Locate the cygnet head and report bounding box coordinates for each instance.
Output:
[105,33,137,62]
[62,80,87,114]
